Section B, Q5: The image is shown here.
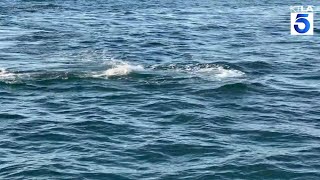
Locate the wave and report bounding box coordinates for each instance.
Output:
[0,113,27,120]
[192,82,265,97]
[0,61,245,84]
[215,82,251,92]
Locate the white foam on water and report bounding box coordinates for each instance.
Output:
[0,68,20,84]
[196,66,245,79]
[0,68,16,80]
[92,61,144,78]
[158,64,245,79]
[104,63,144,77]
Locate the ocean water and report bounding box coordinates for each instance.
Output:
[0,0,320,179]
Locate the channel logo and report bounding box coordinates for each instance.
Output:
[291,6,314,35]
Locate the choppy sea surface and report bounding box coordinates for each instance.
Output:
[1,0,320,179]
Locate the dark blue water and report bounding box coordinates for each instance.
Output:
[1,0,320,179]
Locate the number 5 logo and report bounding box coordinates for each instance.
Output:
[294,14,310,33]
[291,13,313,35]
